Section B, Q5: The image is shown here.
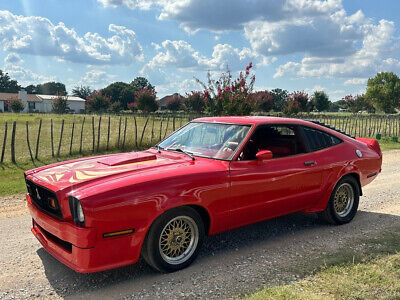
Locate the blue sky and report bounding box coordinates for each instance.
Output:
[0,0,399,101]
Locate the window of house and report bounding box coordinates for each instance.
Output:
[302,126,342,152]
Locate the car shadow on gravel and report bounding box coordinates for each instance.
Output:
[37,210,400,299]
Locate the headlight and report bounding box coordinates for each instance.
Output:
[69,196,85,225]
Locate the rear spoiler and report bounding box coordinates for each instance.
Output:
[356,137,382,156]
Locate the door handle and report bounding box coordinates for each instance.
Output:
[304,160,317,166]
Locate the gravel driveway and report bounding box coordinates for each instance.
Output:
[0,150,399,300]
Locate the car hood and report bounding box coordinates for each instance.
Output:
[29,151,185,191]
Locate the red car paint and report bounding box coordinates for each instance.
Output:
[26,117,382,273]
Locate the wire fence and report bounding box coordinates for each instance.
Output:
[0,112,399,163]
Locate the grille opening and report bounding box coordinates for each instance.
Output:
[26,180,63,219]
[36,223,72,253]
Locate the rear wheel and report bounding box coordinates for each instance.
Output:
[142,207,205,272]
[319,176,359,225]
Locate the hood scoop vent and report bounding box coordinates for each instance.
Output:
[97,152,157,166]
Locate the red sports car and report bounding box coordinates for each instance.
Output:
[25,116,382,273]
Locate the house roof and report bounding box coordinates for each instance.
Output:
[0,92,41,102]
[36,94,86,102]
[158,93,183,107]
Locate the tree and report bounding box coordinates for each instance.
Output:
[343,94,375,114]
[36,82,66,95]
[135,88,158,112]
[183,91,205,113]
[24,84,38,94]
[270,88,288,112]
[196,62,256,115]
[86,91,110,113]
[52,96,69,114]
[110,101,123,114]
[366,72,400,113]
[312,91,330,112]
[72,85,92,99]
[102,82,135,109]
[0,70,20,93]
[8,98,25,113]
[283,99,301,115]
[251,91,274,112]
[130,77,155,93]
[287,91,308,112]
[166,94,183,111]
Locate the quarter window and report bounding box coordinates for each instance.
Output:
[302,127,342,151]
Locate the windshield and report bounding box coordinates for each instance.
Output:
[157,122,251,160]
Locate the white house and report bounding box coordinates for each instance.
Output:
[0,90,85,113]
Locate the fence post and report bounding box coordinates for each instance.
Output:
[79,117,85,154]
[159,116,163,142]
[106,116,110,151]
[26,121,34,163]
[11,121,16,163]
[1,122,8,163]
[57,119,64,157]
[70,119,75,155]
[51,119,54,157]
[92,116,95,153]
[122,117,127,149]
[133,115,138,148]
[34,119,42,159]
[150,114,155,145]
[97,116,102,152]
[163,115,170,139]
[139,116,150,147]
[117,116,122,148]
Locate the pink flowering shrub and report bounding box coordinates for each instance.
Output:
[9,98,25,113]
[287,91,309,112]
[183,91,205,113]
[86,91,110,113]
[135,88,158,112]
[196,62,256,116]
[251,91,274,112]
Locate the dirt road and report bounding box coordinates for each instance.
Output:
[0,150,399,299]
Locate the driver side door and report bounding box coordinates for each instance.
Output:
[228,124,323,230]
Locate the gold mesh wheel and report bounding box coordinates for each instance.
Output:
[159,216,199,265]
[333,183,354,217]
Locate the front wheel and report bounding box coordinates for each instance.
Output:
[142,207,205,272]
[319,176,360,225]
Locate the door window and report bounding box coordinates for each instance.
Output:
[238,124,307,160]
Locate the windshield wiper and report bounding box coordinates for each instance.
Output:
[165,147,195,161]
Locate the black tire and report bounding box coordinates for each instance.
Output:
[141,206,205,273]
[319,176,360,225]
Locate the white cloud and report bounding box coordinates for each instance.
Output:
[273,19,400,79]
[3,65,54,86]
[143,40,258,73]
[344,78,368,86]
[79,70,116,88]
[97,0,163,10]
[0,10,143,65]
[4,53,23,64]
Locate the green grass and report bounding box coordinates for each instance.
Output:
[246,229,400,300]
[0,112,191,163]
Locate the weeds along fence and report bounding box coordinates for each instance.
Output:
[0,113,202,164]
[0,113,399,164]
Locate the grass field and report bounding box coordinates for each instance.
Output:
[246,228,400,300]
[0,112,399,197]
[0,112,193,163]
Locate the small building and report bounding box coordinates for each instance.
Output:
[158,93,183,110]
[0,90,85,113]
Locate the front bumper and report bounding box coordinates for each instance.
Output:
[27,194,142,273]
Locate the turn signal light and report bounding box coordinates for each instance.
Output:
[103,229,135,238]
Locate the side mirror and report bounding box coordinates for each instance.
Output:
[256,150,273,161]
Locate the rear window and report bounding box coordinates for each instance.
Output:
[302,127,342,152]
